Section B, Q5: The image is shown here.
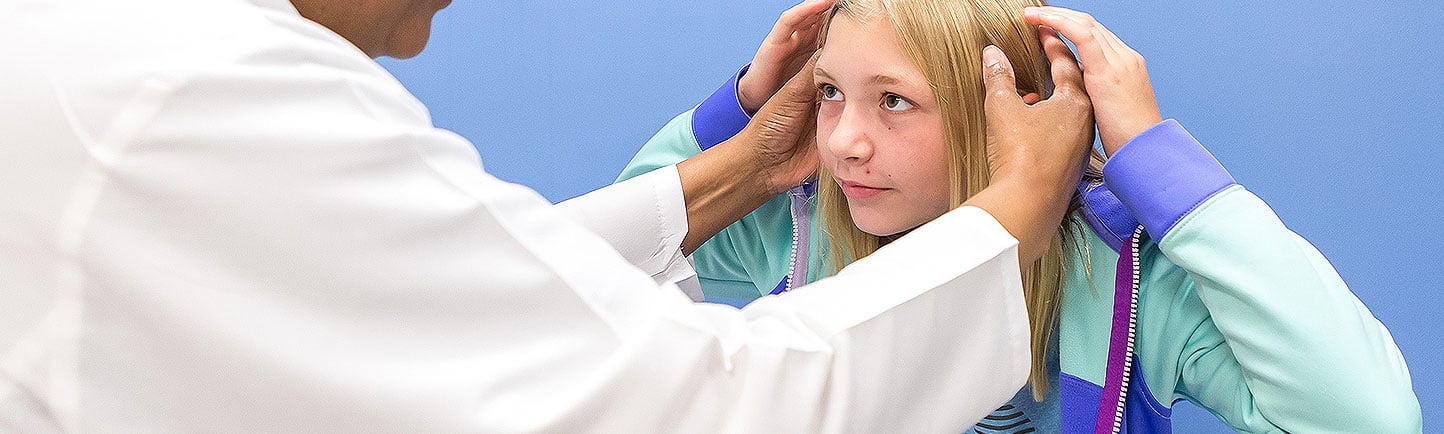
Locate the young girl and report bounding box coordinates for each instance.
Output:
[618,1,1420,432]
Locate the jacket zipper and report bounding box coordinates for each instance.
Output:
[771,183,814,295]
[1097,225,1145,434]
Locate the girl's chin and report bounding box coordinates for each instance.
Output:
[852,210,930,238]
[853,218,910,237]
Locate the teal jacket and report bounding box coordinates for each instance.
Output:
[618,68,1421,433]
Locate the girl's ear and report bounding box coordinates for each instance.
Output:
[1021,92,1041,105]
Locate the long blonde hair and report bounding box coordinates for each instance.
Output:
[817,0,1099,401]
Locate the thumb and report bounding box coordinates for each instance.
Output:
[981,45,1022,113]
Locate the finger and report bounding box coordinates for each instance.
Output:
[1052,9,1139,64]
[1032,6,1132,59]
[788,5,833,48]
[1039,29,1085,100]
[795,11,828,37]
[1023,6,1114,69]
[792,23,826,53]
[771,0,835,43]
[980,45,1024,112]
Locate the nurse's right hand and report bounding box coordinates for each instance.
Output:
[737,0,834,115]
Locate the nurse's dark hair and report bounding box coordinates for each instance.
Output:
[816,0,1105,401]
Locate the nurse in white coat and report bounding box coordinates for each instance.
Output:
[0,0,1095,431]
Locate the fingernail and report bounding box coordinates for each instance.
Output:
[982,45,1003,68]
[1023,6,1040,15]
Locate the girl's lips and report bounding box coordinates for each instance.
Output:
[840,181,889,199]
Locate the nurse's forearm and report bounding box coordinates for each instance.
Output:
[675,140,792,255]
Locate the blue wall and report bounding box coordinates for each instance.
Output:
[381,2,1442,431]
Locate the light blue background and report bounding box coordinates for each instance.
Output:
[381,1,1442,431]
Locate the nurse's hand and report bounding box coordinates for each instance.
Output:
[738,56,820,193]
[677,58,819,254]
[738,0,833,115]
[1024,6,1162,156]
[967,32,1093,264]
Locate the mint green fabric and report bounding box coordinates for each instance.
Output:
[1059,184,1419,432]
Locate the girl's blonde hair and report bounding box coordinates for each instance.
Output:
[818,0,1100,401]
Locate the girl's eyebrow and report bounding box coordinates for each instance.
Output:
[814,66,836,81]
[866,74,901,86]
[815,66,906,87]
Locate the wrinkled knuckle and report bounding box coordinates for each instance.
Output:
[982,61,1002,76]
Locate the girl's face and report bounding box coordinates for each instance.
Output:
[815,14,952,237]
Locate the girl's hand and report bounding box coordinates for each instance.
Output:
[1024,6,1162,156]
[738,0,834,115]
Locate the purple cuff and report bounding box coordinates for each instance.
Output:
[1102,119,1236,241]
[1078,180,1139,253]
[692,65,753,151]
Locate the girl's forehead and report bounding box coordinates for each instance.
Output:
[816,14,928,87]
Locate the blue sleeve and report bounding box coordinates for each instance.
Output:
[1101,120,1421,432]
[1100,119,1237,241]
[691,65,753,152]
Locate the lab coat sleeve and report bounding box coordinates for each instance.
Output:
[1104,122,1421,432]
[554,166,701,299]
[41,23,1033,432]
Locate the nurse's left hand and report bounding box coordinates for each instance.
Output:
[677,58,820,254]
[738,0,834,115]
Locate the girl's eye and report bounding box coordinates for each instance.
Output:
[883,94,914,111]
[819,84,843,101]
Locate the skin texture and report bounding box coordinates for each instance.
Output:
[814,14,953,236]
[289,0,451,59]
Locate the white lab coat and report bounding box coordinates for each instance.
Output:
[0,0,1032,432]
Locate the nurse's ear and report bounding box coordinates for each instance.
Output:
[1022,93,1041,105]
